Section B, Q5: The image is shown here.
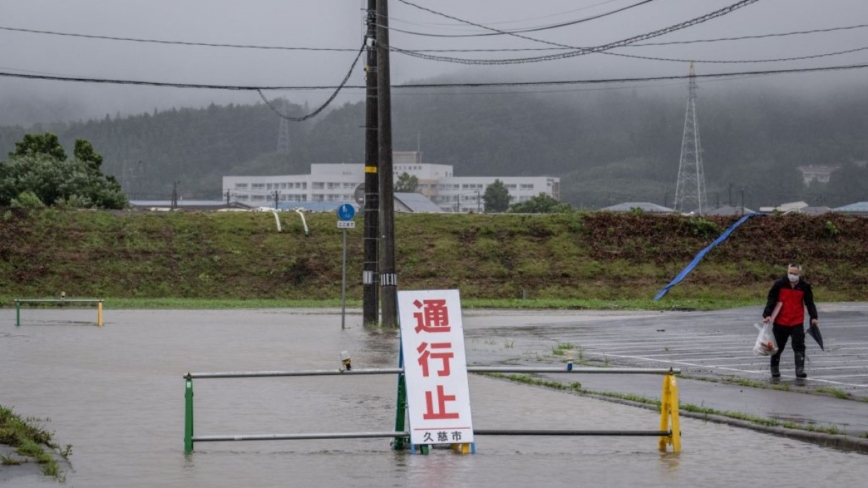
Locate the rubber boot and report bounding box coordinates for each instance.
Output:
[770,356,781,378]
[795,353,807,378]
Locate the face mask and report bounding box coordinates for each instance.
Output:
[788,273,800,283]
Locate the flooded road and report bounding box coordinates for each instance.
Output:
[2,308,867,487]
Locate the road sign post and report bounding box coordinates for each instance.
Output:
[337,204,357,330]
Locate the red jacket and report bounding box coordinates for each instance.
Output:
[763,277,818,327]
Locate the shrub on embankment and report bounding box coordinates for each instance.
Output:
[1,208,866,302]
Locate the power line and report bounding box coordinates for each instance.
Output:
[390,0,624,28]
[4,21,866,55]
[395,23,868,52]
[604,44,868,64]
[2,62,867,91]
[385,0,657,38]
[0,25,358,52]
[256,43,366,122]
[389,0,763,65]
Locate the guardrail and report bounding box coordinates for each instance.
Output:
[14,299,104,327]
[183,365,681,455]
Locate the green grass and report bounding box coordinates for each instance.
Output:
[0,405,69,481]
[2,210,867,304]
[816,387,852,400]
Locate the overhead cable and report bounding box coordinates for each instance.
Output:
[605,44,868,64]
[389,0,763,65]
[4,21,866,55]
[0,25,358,52]
[390,0,623,28]
[385,0,657,38]
[2,62,867,91]
[395,24,868,52]
[255,43,365,121]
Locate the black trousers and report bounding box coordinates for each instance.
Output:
[771,324,806,365]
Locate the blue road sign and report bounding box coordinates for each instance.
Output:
[337,203,356,221]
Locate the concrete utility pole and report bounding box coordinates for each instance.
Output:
[377,0,398,328]
[273,190,280,209]
[363,0,380,326]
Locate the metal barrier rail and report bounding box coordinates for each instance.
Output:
[14,299,104,327]
[184,365,681,454]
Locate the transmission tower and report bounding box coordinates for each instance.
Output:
[674,63,707,215]
[277,99,291,154]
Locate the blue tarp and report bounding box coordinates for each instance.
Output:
[654,212,761,301]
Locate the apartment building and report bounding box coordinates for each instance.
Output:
[223,152,560,212]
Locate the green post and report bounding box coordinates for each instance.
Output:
[15,300,20,327]
[184,375,194,454]
[393,373,408,450]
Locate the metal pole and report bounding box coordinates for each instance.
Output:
[15,300,20,327]
[363,0,380,326]
[377,0,398,328]
[341,228,347,330]
[97,300,103,327]
[184,375,194,454]
[393,343,408,450]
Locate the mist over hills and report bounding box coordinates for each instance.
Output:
[1,82,866,209]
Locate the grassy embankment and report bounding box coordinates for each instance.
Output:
[0,405,71,481]
[1,209,866,309]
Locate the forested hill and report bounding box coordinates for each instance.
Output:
[1,87,867,208]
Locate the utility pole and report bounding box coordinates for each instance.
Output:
[476,189,481,213]
[273,190,280,209]
[171,181,179,210]
[225,189,231,205]
[377,0,398,328]
[363,0,380,326]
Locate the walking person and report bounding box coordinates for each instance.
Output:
[762,263,819,378]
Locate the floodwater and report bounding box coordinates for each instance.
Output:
[1,308,867,488]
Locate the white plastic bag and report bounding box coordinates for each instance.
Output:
[753,322,778,356]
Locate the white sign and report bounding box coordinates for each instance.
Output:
[336,221,356,229]
[398,289,474,446]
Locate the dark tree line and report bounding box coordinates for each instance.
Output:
[0,86,866,208]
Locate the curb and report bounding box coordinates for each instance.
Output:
[578,391,868,454]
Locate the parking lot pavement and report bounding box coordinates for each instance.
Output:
[462,303,868,438]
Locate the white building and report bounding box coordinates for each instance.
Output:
[223,152,560,213]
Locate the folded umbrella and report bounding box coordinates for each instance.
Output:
[807,324,824,351]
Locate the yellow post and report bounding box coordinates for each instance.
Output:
[97,301,104,327]
[658,373,681,452]
[451,443,471,454]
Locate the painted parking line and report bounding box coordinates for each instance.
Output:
[580,351,868,388]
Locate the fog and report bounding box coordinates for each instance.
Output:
[1,0,867,125]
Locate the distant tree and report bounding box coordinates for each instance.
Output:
[10,133,67,161]
[508,193,572,213]
[394,172,419,193]
[73,139,104,171]
[0,134,127,209]
[483,179,510,213]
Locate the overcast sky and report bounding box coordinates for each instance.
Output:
[1,0,867,125]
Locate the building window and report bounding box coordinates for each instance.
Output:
[312,182,324,189]
[520,184,534,190]
[235,183,248,189]
[251,183,265,190]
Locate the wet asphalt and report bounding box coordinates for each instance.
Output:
[460,303,868,442]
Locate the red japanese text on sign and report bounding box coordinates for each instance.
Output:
[423,385,460,420]
[417,342,454,377]
[413,299,451,333]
